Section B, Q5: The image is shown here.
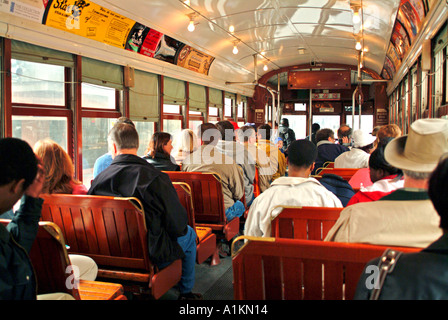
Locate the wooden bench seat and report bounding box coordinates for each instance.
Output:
[0,219,126,300]
[39,194,182,299]
[173,182,220,265]
[270,206,343,240]
[314,167,360,181]
[165,171,240,241]
[232,236,421,300]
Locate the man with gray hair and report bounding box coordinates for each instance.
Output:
[325,118,448,248]
[88,123,202,300]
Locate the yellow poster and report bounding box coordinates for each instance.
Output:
[43,0,136,49]
[176,45,215,76]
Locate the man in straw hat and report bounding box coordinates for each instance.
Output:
[325,118,448,248]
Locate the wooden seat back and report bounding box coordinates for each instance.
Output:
[232,236,421,300]
[0,219,81,299]
[166,171,239,240]
[253,166,261,197]
[40,194,181,299]
[172,182,220,265]
[270,206,343,240]
[316,168,360,181]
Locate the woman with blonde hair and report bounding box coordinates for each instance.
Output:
[373,124,402,149]
[33,139,87,195]
[172,129,199,165]
[33,139,97,282]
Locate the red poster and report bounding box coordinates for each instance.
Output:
[139,29,163,58]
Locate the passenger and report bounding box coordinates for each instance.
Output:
[256,123,286,181]
[318,173,355,207]
[182,123,245,222]
[334,130,376,168]
[244,139,343,238]
[172,129,199,165]
[215,120,255,207]
[34,139,87,195]
[237,125,272,193]
[306,123,320,145]
[346,138,403,206]
[313,128,349,174]
[337,124,352,147]
[373,124,401,149]
[354,156,448,300]
[278,118,296,154]
[371,125,381,137]
[275,137,285,154]
[92,116,135,178]
[88,123,201,300]
[325,118,448,248]
[142,132,180,171]
[33,139,98,282]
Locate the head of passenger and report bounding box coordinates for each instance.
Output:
[216,120,235,142]
[312,123,320,134]
[374,124,401,148]
[371,126,381,137]
[198,123,220,146]
[316,128,336,144]
[0,138,38,213]
[428,156,448,233]
[257,124,272,141]
[352,130,376,154]
[337,124,352,144]
[281,118,290,128]
[108,123,139,157]
[107,117,135,153]
[34,139,82,194]
[286,139,317,178]
[173,129,198,155]
[237,125,257,145]
[384,119,448,190]
[146,132,173,157]
[369,138,401,183]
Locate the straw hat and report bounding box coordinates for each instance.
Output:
[352,129,376,148]
[384,118,448,172]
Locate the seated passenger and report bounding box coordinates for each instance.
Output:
[182,123,245,221]
[88,123,201,300]
[373,124,401,150]
[325,119,448,248]
[33,139,98,282]
[244,139,343,238]
[354,155,448,300]
[313,128,349,174]
[237,125,272,193]
[256,124,286,181]
[334,130,375,168]
[215,120,256,206]
[142,132,180,171]
[172,129,199,165]
[337,124,352,147]
[93,117,135,178]
[346,138,403,206]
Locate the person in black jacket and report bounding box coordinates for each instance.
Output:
[278,118,296,154]
[88,123,201,300]
[143,132,180,171]
[0,138,45,300]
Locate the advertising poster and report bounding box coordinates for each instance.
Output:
[43,0,136,49]
[383,56,396,79]
[397,0,421,41]
[0,0,46,23]
[387,42,401,71]
[153,34,184,64]
[391,20,410,59]
[138,28,163,58]
[176,44,215,75]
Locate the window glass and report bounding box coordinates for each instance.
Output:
[224,97,232,117]
[11,59,65,105]
[163,104,181,114]
[163,119,182,136]
[312,115,340,133]
[134,121,155,157]
[209,107,218,116]
[12,115,68,150]
[346,115,374,133]
[82,83,116,109]
[188,120,202,132]
[81,117,116,185]
[284,115,307,139]
[237,102,243,118]
[294,103,307,111]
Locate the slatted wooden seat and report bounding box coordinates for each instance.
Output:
[0,219,125,300]
[232,236,421,300]
[270,206,343,240]
[315,167,360,181]
[253,166,261,198]
[165,171,240,241]
[39,194,182,299]
[172,182,220,265]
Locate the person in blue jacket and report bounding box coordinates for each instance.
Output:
[0,137,45,300]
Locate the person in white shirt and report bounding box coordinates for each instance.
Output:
[244,139,343,238]
[334,129,376,168]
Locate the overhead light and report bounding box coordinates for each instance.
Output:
[353,10,361,24]
[298,48,306,55]
[233,41,239,54]
[187,13,196,32]
[229,25,235,33]
[263,64,268,71]
[355,41,362,51]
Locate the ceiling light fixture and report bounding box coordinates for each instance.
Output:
[355,41,362,51]
[187,13,196,32]
[263,64,268,71]
[229,25,235,33]
[233,41,239,54]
